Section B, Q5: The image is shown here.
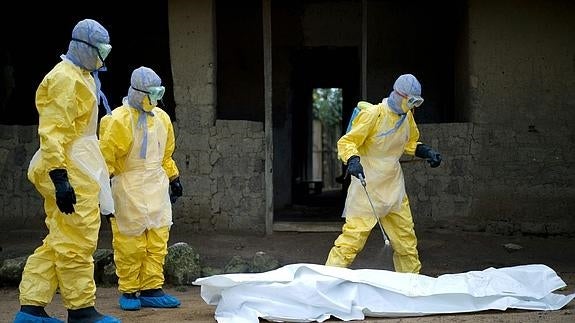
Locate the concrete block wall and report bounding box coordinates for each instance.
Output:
[171,117,266,234]
[403,123,476,231]
[465,0,575,235]
[169,0,266,234]
[0,125,44,230]
[469,122,575,236]
[406,120,575,236]
[209,120,265,232]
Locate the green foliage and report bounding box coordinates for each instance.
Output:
[312,88,342,127]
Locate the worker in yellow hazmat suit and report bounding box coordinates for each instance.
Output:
[99,66,182,311]
[325,74,441,273]
[15,19,119,323]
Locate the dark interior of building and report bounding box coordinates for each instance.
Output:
[0,2,175,126]
[275,46,359,222]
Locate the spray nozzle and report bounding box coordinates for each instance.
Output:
[358,173,366,187]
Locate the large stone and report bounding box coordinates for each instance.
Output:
[101,262,118,286]
[0,256,27,287]
[223,255,250,274]
[251,251,280,273]
[93,249,114,285]
[164,242,201,286]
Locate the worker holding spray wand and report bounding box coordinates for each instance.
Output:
[325,74,441,273]
[358,173,390,246]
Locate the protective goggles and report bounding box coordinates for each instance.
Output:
[396,90,424,108]
[132,85,166,101]
[72,38,112,61]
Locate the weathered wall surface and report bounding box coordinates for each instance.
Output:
[403,123,475,230]
[168,0,266,234]
[465,0,575,234]
[0,126,43,230]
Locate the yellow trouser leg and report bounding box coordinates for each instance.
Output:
[140,226,170,290]
[381,197,421,273]
[20,191,100,309]
[111,218,146,293]
[325,216,376,267]
[19,241,58,307]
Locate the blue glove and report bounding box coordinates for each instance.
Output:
[346,155,365,179]
[169,177,183,203]
[415,144,442,168]
[49,169,77,214]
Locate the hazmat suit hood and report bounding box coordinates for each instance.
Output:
[387,74,423,115]
[65,19,110,71]
[126,66,162,111]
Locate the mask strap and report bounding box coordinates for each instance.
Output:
[377,113,407,137]
[137,113,148,158]
[92,69,112,115]
[134,108,154,159]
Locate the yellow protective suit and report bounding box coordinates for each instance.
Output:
[99,103,178,293]
[20,59,113,309]
[326,100,422,273]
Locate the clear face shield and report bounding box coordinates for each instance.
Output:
[96,43,112,61]
[146,86,166,103]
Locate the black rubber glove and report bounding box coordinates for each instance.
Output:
[169,177,183,203]
[346,155,365,180]
[49,169,77,214]
[415,144,442,168]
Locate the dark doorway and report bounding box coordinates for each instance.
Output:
[274,46,360,222]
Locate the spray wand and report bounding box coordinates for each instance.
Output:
[358,174,390,246]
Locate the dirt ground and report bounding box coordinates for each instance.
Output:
[1,227,574,322]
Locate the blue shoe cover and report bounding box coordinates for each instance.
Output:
[119,294,141,311]
[13,311,64,323]
[95,315,121,323]
[139,293,181,308]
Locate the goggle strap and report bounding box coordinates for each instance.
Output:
[131,86,151,95]
[71,38,98,50]
[72,38,107,63]
[395,90,408,98]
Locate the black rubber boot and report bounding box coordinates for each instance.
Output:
[139,288,165,297]
[20,305,50,318]
[67,306,104,323]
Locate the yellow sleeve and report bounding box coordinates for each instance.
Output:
[158,110,179,180]
[99,109,133,176]
[35,72,81,171]
[98,113,112,138]
[337,102,380,164]
[403,110,421,156]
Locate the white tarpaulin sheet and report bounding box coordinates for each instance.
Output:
[193,263,575,323]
